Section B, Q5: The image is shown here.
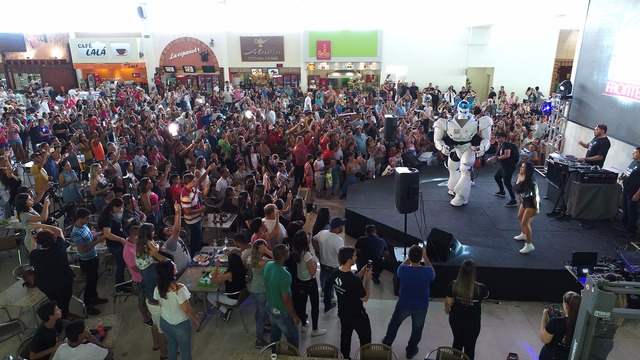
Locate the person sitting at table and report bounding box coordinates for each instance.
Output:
[30,301,71,360]
[29,228,74,319]
[16,192,52,251]
[154,260,200,360]
[51,319,112,360]
[207,252,247,322]
[215,186,238,213]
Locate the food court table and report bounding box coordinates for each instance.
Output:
[179,264,224,328]
[85,314,122,349]
[203,213,237,240]
[228,353,339,360]
[0,280,47,328]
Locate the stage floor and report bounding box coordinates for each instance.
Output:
[345,165,633,302]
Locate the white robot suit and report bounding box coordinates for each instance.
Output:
[434,100,493,206]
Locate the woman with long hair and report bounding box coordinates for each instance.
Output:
[513,161,539,254]
[0,154,22,218]
[289,197,306,223]
[311,207,331,236]
[90,163,112,213]
[249,239,271,348]
[97,197,128,293]
[290,230,326,337]
[58,159,83,206]
[154,260,200,360]
[444,259,489,360]
[16,192,52,251]
[207,253,247,321]
[237,190,253,231]
[539,291,582,360]
[139,177,163,227]
[135,223,168,272]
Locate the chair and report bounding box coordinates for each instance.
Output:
[260,341,300,356]
[16,335,33,358]
[303,343,344,358]
[210,288,253,332]
[12,265,33,281]
[425,346,470,360]
[112,269,136,313]
[0,307,28,343]
[354,343,398,360]
[70,265,88,318]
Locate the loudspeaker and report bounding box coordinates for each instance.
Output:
[395,167,419,214]
[427,228,463,262]
[401,151,422,168]
[383,115,398,142]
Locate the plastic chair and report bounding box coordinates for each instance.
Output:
[425,346,470,360]
[260,341,300,356]
[0,307,28,343]
[12,265,33,281]
[69,265,88,318]
[303,343,344,358]
[354,343,398,360]
[112,269,136,313]
[210,288,253,332]
[16,335,32,358]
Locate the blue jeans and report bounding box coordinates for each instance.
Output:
[107,245,126,285]
[622,194,638,234]
[253,292,268,342]
[382,303,428,353]
[188,219,203,255]
[320,264,336,310]
[267,307,299,350]
[160,317,192,360]
[342,175,358,196]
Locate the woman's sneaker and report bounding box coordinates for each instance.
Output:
[514,233,526,241]
[519,243,535,254]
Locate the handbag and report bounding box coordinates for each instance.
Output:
[22,268,36,288]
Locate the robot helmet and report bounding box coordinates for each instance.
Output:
[457,100,472,116]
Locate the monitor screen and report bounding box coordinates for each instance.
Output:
[572,251,598,268]
[0,33,26,52]
[163,66,176,73]
[202,65,216,73]
[183,65,195,73]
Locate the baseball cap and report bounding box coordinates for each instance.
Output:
[330,217,347,229]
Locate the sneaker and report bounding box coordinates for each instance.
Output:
[505,199,518,207]
[90,297,109,305]
[372,277,381,285]
[406,346,419,359]
[312,328,327,337]
[301,321,309,333]
[143,319,153,327]
[447,189,456,196]
[493,191,506,197]
[519,243,535,254]
[513,233,526,241]
[115,287,132,295]
[324,303,336,313]
[224,309,233,322]
[255,339,268,349]
[86,306,101,316]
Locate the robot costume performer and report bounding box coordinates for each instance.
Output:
[434,100,492,206]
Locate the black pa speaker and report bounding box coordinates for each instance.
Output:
[384,115,398,142]
[395,167,419,214]
[427,228,463,262]
[402,151,422,168]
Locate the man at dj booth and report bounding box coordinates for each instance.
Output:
[577,124,611,167]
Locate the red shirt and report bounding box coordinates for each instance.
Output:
[85,116,100,133]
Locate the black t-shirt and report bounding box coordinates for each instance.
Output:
[354,236,387,268]
[52,122,69,141]
[98,214,125,248]
[497,141,518,166]
[585,136,611,167]
[30,323,60,360]
[446,281,489,319]
[541,316,569,359]
[29,237,74,288]
[623,161,640,195]
[331,269,366,318]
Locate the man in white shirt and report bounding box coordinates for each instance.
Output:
[52,320,111,360]
[313,217,346,312]
[215,168,232,199]
[263,204,286,247]
[304,92,313,112]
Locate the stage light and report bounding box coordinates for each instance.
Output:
[244,110,254,119]
[168,123,179,137]
[541,101,553,115]
[558,79,573,100]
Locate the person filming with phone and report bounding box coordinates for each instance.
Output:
[354,224,389,285]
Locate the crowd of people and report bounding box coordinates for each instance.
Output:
[0,77,616,360]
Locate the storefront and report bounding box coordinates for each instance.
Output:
[69,38,146,88]
[158,37,221,94]
[229,36,300,89]
[304,30,382,92]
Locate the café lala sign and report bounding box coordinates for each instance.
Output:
[76,42,108,59]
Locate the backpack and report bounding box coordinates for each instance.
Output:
[506,142,520,164]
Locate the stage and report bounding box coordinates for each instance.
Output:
[344,165,631,302]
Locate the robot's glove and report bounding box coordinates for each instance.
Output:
[475,147,485,157]
[442,146,451,156]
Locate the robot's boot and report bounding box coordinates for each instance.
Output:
[450,194,468,206]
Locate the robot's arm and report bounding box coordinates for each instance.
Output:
[475,116,494,156]
[433,121,450,155]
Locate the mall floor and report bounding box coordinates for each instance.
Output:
[0,197,618,360]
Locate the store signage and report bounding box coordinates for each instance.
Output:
[240,36,284,62]
[169,47,200,60]
[316,40,331,60]
[76,41,107,59]
[111,43,131,59]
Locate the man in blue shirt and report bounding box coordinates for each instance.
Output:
[69,208,109,315]
[382,245,435,359]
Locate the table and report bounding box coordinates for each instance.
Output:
[0,218,25,230]
[566,181,622,220]
[85,314,122,349]
[179,265,224,328]
[229,353,338,360]
[0,280,47,328]
[203,213,237,240]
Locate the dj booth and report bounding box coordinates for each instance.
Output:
[546,153,621,220]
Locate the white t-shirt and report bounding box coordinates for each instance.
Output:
[263,218,286,244]
[153,284,191,325]
[296,251,314,281]
[314,230,344,268]
[52,342,108,360]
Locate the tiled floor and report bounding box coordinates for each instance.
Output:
[0,196,633,359]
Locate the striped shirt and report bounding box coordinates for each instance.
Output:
[69,224,97,261]
[180,186,203,224]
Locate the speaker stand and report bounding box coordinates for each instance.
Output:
[403,213,408,258]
